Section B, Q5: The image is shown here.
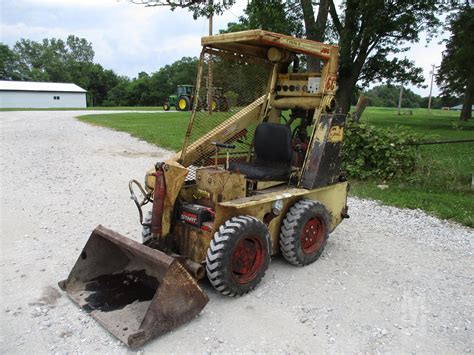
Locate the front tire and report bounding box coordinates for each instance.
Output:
[206,216,271,296]
[280,199,330,266]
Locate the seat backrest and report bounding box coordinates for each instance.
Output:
[254,122,292,165]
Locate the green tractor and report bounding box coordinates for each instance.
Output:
[210,87,231,112]
[163,85,230,112]
[163,85,194,111]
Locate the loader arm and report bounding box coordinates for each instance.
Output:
[175,95,265,166]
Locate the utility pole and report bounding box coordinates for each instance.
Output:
[428,64,435,114]
[397,84,403,115]
[207,0,213,115]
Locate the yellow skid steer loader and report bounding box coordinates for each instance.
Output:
[60,30,349,348]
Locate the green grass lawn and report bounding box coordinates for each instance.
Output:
[78,107,474,227]
[79,111,189,150]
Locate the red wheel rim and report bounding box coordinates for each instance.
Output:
[231,236,265,284]
[300,218,325,255]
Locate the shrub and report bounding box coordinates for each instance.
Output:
[342,121,418,180]
[225,90,238,107]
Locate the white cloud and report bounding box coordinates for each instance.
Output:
[1,23,71,41]
[21,0,119,7]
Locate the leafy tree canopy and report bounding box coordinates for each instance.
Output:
[365,84,423,108]
[221,0,303,37]
[1,36,120,106]
[436,6,474,120]
[104,56,198,106]
[130,0,236,19]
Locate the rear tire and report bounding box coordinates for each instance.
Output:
[210,97,218,112]
[177,96,190,111]
[206,216,271,296]
[218,97,230,112]
[280,199,330,266]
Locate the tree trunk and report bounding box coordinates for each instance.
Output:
[336,73,354,114]
[336,43,367,115]
[352,95,368,122]
[301,0,329,72]
[460,82,472,121]
[397,85,404,115]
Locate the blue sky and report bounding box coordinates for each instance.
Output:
[1,0,446,96]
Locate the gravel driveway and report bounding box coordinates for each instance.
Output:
[0,111,472,354]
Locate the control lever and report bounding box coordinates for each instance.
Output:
[210,142,236,169]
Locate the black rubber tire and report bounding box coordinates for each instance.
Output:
[279,199,330,266]
[163,102,170,111]
[206,216,271,296]
[196,98,204,111]
[177,96,190,111]
[141,211,152,243]
[218,97,230,112]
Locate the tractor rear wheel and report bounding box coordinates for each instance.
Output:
[177,96,190,111]
[206,216,271,296]
[218,97,230,112]
[210,97,218,112]
[280,199,330,266]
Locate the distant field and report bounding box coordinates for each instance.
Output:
[78,107,474,227]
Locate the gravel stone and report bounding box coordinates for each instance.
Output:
[1,110,472,354]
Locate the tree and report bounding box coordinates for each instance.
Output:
[3,35,123,106]
[86,64,122,106]
[365,84,423,108]
[11,35,95,83]
[436,6,474,121]
[0,43,21,80]
[130,0,235,19]
[103,78,132,106]
[325,0,441,113]
[152,56,199,104]
[224,0,303,36]
[102,56,199,107]
[300,0,329,71]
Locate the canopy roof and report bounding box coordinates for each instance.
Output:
[201,30,338,62]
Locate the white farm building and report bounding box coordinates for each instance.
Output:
[0,80,87,108]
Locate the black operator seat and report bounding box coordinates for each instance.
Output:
[229,122,292,181]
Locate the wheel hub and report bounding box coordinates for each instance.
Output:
[231,236,264,284]
[300,218,325,255]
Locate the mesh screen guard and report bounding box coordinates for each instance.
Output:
[179,48,273,181]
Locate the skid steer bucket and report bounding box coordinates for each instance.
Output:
[59,225,209,348]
